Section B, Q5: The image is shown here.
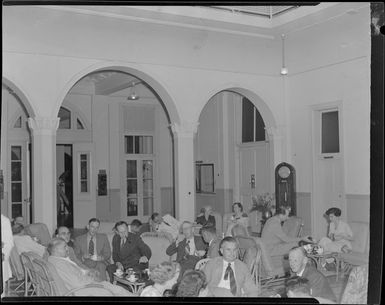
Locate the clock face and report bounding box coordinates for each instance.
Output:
[278,166,291,179]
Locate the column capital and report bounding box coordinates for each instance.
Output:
[170,121,199,138]
[28,117,60,135]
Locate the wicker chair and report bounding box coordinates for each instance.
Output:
[20,252,41,296]
[24,223,51,247]
[195,258,211,271]
[7,246,25,295]
[140,231,175,266]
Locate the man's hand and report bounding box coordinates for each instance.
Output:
[195,250,206,257]
[175,234,184,246]
[139,256,148,264]
[116,262,124,271]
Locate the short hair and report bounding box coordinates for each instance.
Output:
[277,205,292,215]
[285,276,311,295]
[149,261,180,284]
[180,221,193,234]
[47,238,66,256]
[325,207,341,217]
[131,219,142,227]
[219,236,238,249]
[200,226,216,236]
[151,213,160,221]
[176,270,207,297]
[114,221,128,230]
[88,218,100,225]
[289,246,307,258]
[11,223,24,235]
[231,224,248,237]
[54,226,69,237]
[232,202,243,212]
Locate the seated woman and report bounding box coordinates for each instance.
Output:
[175,270,211,297]
[140,261,181,297]
[196,206,216,229]
[318,207,353,254]
[225,202,249,237]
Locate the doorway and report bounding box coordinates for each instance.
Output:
[56,144,73,228]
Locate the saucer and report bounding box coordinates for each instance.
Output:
[114,272,124,278]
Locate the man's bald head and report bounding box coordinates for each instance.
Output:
[289,247,308,274]
[47,238,68,257]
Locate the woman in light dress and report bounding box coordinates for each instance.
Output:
[140,261,180,297]
[318,207,353,253]
[225,202,249,237]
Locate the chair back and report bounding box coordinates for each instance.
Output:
[222,213,233,235]
[211,211,222,237]
[9,246,24,281]
[140,232,174,266]
[282,216,303,238]
[235,236,257,261]
[195,258,211,271]
[24,223,51,246]
[31,257,57,296]
[20,252,42,294]
[348,221,369,254]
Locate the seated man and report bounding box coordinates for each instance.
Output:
[106,221,152,283]
[286,276,336,303]
[12,223,46,257]
[288,247,336,302]
[203,236,259,297]
[47,238,132,296]
[150,213,180,240]
[166,221,207,279]
[201,226,221,258]
[261,206,311,257]
[74,218,111,281]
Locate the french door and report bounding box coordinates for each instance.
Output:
[125,157,154,222]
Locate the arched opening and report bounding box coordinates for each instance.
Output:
[195,88,276,235]
[56,69,176,228]
[1,80,34,225]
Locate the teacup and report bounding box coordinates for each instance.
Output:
[115,269,124,276]
[128,275,137,282]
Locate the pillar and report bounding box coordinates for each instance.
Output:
[28,117,59,235]
[171,121,199,222]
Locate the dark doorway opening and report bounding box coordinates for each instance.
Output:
[56,144,73,228]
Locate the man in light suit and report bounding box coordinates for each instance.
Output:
[288,247,336,302]
[203,236,259,297]
[201,226,221,258]
[47,238,132,296]
[74,218,111,281]
[166,221,207,279]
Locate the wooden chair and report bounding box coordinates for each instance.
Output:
[195,258,211,271]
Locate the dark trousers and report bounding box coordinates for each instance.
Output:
[106,262,147,283]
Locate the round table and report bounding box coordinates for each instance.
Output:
[307,252,342,281]
[113,275,147,295]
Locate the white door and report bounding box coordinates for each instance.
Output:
[8,142,30,223]
[73,142,95,227]
[124,157,155,223]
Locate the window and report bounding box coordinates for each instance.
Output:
[10,146,23,219]
[125,136,153,154]
[58,107,71,129]
[79,153,89,193]
[321,110,340,154]
[242,98,266,143]
[13,116,22,128]
[77,118,85,130]
[196,163,215,193]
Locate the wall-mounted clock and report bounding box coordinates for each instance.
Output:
[275,162,296,216]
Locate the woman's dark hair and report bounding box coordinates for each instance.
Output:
[131,219,142,227]
[175,270,207,297]
[232,202,243,212]
[325,207,341,217]
[163,283,178,297]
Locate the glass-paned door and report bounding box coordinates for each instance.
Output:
[125,158,154,220]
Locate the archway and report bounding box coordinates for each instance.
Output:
[56,68,177,228]
[1,78,34,224]
[195,88,277,235]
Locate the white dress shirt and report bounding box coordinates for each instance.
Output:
[186,237,196,255]
[217,260,236,290]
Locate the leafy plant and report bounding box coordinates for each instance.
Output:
[251,192,275,212]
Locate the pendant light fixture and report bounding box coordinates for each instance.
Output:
[127,81,140,101]
[280,34,288,75]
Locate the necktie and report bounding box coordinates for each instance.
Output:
[88,237,94,256]
[224,263,237,296]
[185,240,191,255]
[121,237,126,248]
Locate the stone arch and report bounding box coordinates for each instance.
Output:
[54,62,181,125]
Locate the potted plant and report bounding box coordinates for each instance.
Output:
[251,193,276,222]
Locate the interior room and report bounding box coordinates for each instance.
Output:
[1,2,380,303]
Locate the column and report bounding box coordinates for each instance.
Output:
[171,121,199,222]
[28,117,59,235]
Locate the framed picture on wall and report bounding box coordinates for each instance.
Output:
[196,163,215,193]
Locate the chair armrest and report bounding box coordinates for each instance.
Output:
[64,283,107,296]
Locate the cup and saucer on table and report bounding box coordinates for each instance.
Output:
[113,269,125,278]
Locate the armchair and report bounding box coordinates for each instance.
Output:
[140,231,175,267]
[24,223,51,246]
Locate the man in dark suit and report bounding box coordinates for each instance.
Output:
[166,221,207,278]
[106,221,152,283]
[73,218,111,281]
[203,236,259,297]
[288,247,336,302]
[201,226,221,258]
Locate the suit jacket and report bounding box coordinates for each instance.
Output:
[74,233,111,263]
[112,232,151,269]
[196,215,216,228]
[300,263,336,302]
[203,256,259,297]
[166,235,207,263]
[206,238,221,258]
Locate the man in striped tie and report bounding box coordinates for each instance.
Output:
[203,236,259,297]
